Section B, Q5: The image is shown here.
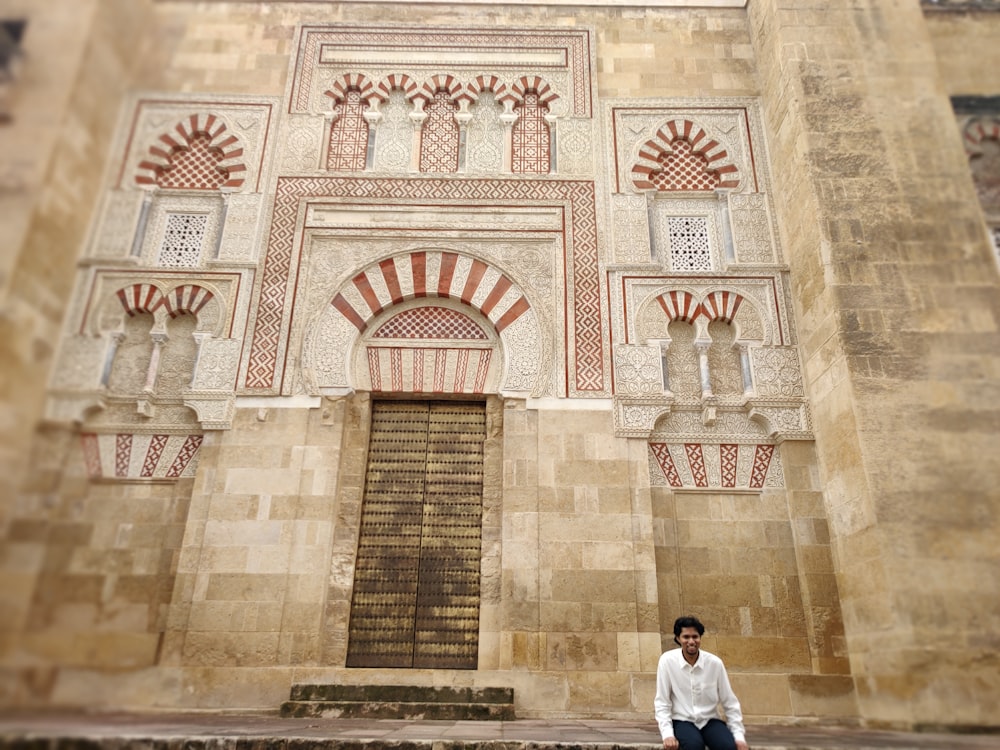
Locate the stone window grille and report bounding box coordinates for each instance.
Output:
[419,90,459,173]
[328,89,369,171]
[512,93,551,174]
[158,213,208,267]
[666,216,712,272]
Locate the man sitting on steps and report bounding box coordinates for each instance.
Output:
[654,615,749,750]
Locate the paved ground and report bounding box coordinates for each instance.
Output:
[0,712,998,750]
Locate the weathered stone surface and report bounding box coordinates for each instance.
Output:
[1,0,998,732]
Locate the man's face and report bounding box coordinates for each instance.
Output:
[677,626,701,660]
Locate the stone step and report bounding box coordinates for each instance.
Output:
[281,684,517,721]
[288,684,514,705]
[280,699,516,721]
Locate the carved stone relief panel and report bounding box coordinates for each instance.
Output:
[664,320,700,400]
[466,92,504,174]
[218,193,267,263]
[373,89,414,172]
[156,314,199,394]
[190,338,243,392]
[108,313,155,394]
[90,190,144,259]
[279,114,326,173]
[750,347,805,400]
[556,117,595,176]
[611,194,650,264]
[706,320,743,397]
[613,344,662,398]
[242,176,607,398]
[729,192,777,264]
[289,26,594,120]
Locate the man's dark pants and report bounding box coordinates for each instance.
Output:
[672,719,737,750]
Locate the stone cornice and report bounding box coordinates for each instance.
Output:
[156,0,747,6]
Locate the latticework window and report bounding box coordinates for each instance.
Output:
[419,91,459,173]
[156,133,228,190]
[374,307,488,340]
[512,93,550,174]
[667,217,712,272]
[158,213,207,268]
[328,90,369,171]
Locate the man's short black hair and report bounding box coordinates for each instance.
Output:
[673,615,705,643]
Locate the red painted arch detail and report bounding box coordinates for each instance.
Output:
[135,113,246,190]
[631,118,740,192]
[329,252,532,336]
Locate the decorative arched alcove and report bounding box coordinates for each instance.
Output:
[302,249,544,396]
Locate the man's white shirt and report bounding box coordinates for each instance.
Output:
[654,647,746,743]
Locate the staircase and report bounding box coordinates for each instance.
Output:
[280,684,516,721]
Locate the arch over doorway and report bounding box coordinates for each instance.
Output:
[302,249,544,396]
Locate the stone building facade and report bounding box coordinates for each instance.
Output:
[1,0,999,732]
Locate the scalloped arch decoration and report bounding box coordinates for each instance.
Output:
[372,73,420,104]
[324,73,376,104]
[632,118,739,192]
[161,284,215,318]
[701,290,744,323]
[467,74,513,106]
[116,283,164,316]
[115,283,215,319]
[655,290,700,322]
[417,74,466,103]
[963,116,1000,156]
[135,113,246,190]
[511,75,558,108]
[655,290,746,324]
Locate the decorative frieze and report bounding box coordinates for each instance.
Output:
[80,431,204,480]
[648,439,783,489]
[289,26,594,118]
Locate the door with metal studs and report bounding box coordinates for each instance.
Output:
[347,400,486,669]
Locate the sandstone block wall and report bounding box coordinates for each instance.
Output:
[0,0,998,730]
[748,0,1000,729]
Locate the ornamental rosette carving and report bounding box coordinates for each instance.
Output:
[191,338,241,391]
[751,347,804,398]
[614,344,662,397]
